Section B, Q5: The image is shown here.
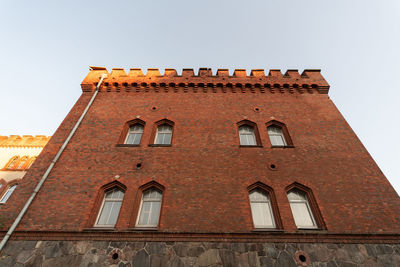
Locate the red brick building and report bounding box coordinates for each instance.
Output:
[0,67,399,266]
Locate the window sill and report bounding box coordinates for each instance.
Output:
[271,145,295,148]
[82,227,117,231]
[296,228,326,233]
[252,228,284,232]
[127,227,159,231]
[116,144,140,147]
[148,144,172,147]
[239,145,263,148]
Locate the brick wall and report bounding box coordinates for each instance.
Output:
[1,68,399,240]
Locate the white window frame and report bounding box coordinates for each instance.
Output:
[267,125,287,146]
[0,184,18,204]
[239,125,257,146]
[136,188,162,228]
[124,124,144,145]
[94,188,124,228]
[154,124,173,145]
[249,189,276,228]
[288,189,317,229]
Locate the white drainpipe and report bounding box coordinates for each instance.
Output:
[0,73,107,252]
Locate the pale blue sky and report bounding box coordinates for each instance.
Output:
[1,1,399,194]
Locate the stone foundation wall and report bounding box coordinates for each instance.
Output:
[1,241,399,267]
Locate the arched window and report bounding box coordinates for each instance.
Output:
[267,125,286,146]
[0,184,18,203]
[239,125,257,146]
[125,124,144,145]
[119,118,146,146]
[5,156,19,170]
[155,124,173,145]
[17,156,29,170]
[266,120,293,147]
[136,188,162,227]
[237,120,261,146]
[287,188,317,229]
[150,119,175,146]
[249,189,275,228]
[95,187,125,227]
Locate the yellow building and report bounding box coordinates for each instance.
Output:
[0,135,50,203]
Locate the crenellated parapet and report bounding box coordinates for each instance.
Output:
[81,67,330,94]
[0,135,51,148]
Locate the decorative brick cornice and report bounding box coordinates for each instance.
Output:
[4,231,400,244]
[0,135,50,148]
[81,67,330,94]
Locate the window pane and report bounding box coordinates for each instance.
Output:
[105,189,116,199]
[163,133,172,144]
[287,191,297,201]
[133,133,142,144]
[142,201,152,212]
[132,124,144,132]
[268,126,287,146]
[126,133,142,144]
[155,132,172,145]
[97,202,112,225]
[155,133,162,144]
[105,188,124,200]
[138,212,148,225]
[251,202,274,228]
[277,135,286,146]
[125,124,143,144]
[249,189,275,228]
[114,189,124,200]
[251,202,263,225]
[149,201,161,226]
[247,134,256,145]
[96,188,124,227]
[239,125,250,134]
[239,134,248,145]
[287,190,306,201]
[97,201,122,226]
[239,125,256,145]
[138,202,151,225]
[137,188,162,227]
[155,124,173,144]
[143,190,152,200]
[158,124,172,133]
[249,190,269,201]
[143,189,162,200]
[290,202,315,227]
[153,190,162,199]
[270,135,285,146]
[164,125,173,133]
[0,184,17,203]
[106,201,122,226]
[268,126,280,135]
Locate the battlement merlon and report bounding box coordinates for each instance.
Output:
[80,67,330,94]
[0,135,51,148]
